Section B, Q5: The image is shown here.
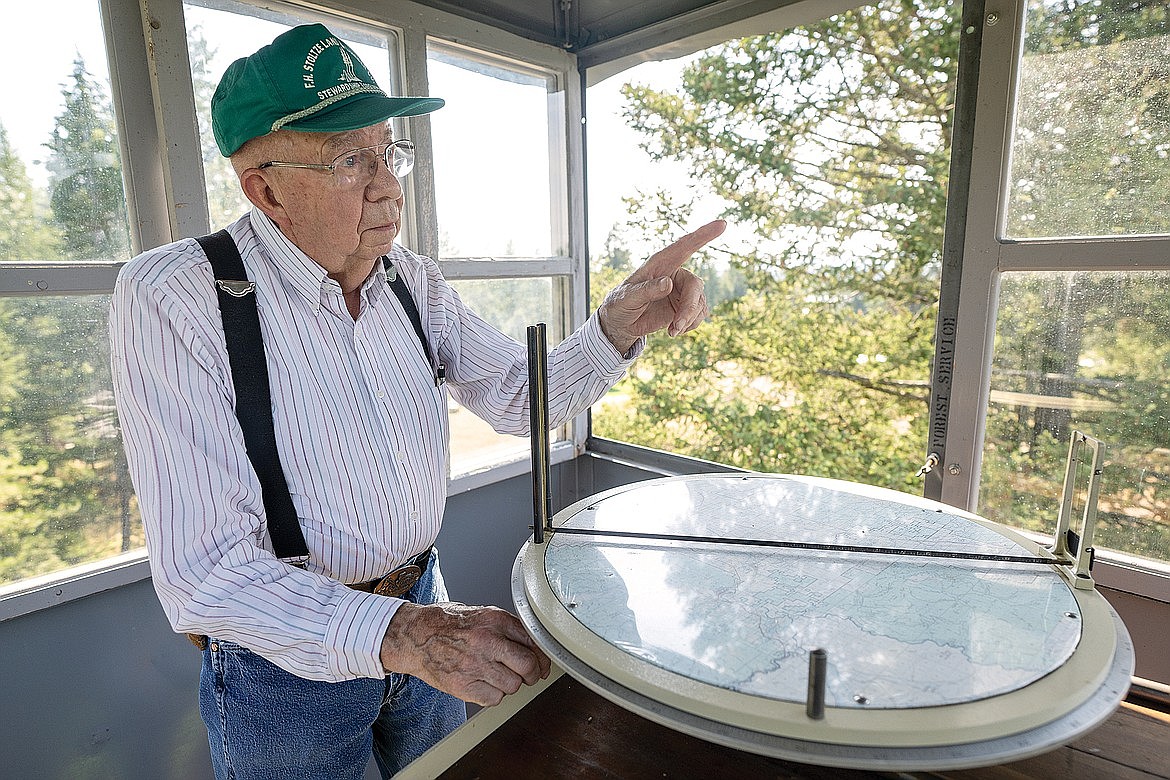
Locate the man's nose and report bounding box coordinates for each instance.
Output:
[367,160,403,200]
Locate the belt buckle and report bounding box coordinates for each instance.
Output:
[372,564,422,597]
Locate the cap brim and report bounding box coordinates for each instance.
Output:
[285,93,445,134]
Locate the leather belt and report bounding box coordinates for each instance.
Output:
[346,547,433,597]
[187,547,433,650]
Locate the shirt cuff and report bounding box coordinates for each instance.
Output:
[325,589,405,679]
[581,314,644,374]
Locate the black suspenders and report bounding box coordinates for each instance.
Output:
[194,229,439,564]
[384,263,446,386]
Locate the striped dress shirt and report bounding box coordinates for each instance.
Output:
[109,209,637,682]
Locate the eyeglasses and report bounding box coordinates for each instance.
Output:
[258,140,415,188]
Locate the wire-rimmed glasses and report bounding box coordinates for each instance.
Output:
[258,140,415,188]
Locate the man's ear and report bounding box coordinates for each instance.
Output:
[240,169,291,229]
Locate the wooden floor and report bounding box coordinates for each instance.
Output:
[439,676,1170,780]
[937,697,1170,780]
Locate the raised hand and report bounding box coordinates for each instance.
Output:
[598,219,727,355]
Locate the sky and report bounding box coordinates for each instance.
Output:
[586,62,731,258]
[2,3,110,188]
[0,1,728,263]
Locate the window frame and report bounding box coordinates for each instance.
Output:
[0,0,153,614]
[422,38,587,485]
[932,0,1170,600]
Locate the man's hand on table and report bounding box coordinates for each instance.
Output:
[381,602,552,707]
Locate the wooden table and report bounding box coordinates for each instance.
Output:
[399,670,1170,779]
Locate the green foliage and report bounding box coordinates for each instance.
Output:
[623,0,955,306]
[0,296,139,585]
[595,0,955,490]
[0,124,60,261]
[0,447,67,582]
[600,276,930,490]
[190,26,251,229]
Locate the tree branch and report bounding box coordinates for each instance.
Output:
[816,369,932,402]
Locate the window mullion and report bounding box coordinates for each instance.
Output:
[138,0,211,242]
[939,0,1022,510]
[404,28,440,261]
[102,0,174,254]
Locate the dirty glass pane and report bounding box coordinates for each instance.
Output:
[0,296,139,589]
[0,2,137,590]
[1004,0,1170,238]
[0,1,131,264]
[447,277,560,477]
[981,270,1170,563]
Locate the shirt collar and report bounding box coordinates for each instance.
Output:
[368,258,389,304]
[248,207,337,307]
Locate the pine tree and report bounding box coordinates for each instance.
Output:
[0,123,59,261]
[190,27,250,228]
[44,55,130,262]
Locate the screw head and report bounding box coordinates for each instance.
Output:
[986,12,1000,25]
[948,463,962,475]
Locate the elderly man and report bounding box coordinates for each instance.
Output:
[110,22,724,780]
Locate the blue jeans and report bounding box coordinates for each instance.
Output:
[199,552,467,779]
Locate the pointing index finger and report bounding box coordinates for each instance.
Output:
[632,219,727,283]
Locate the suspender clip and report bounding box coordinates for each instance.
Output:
[216,280,256,298]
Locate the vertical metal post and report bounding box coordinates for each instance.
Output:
[806,648,827,720]
[528,324,551,544]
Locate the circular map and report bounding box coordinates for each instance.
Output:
[543,474,1080,708]
[516,474,1133,767]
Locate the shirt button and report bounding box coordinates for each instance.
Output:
[410,511,419,520]
[398,451,408,461]
[377,392,385,399]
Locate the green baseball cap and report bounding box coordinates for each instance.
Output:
[211,23,445,157]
